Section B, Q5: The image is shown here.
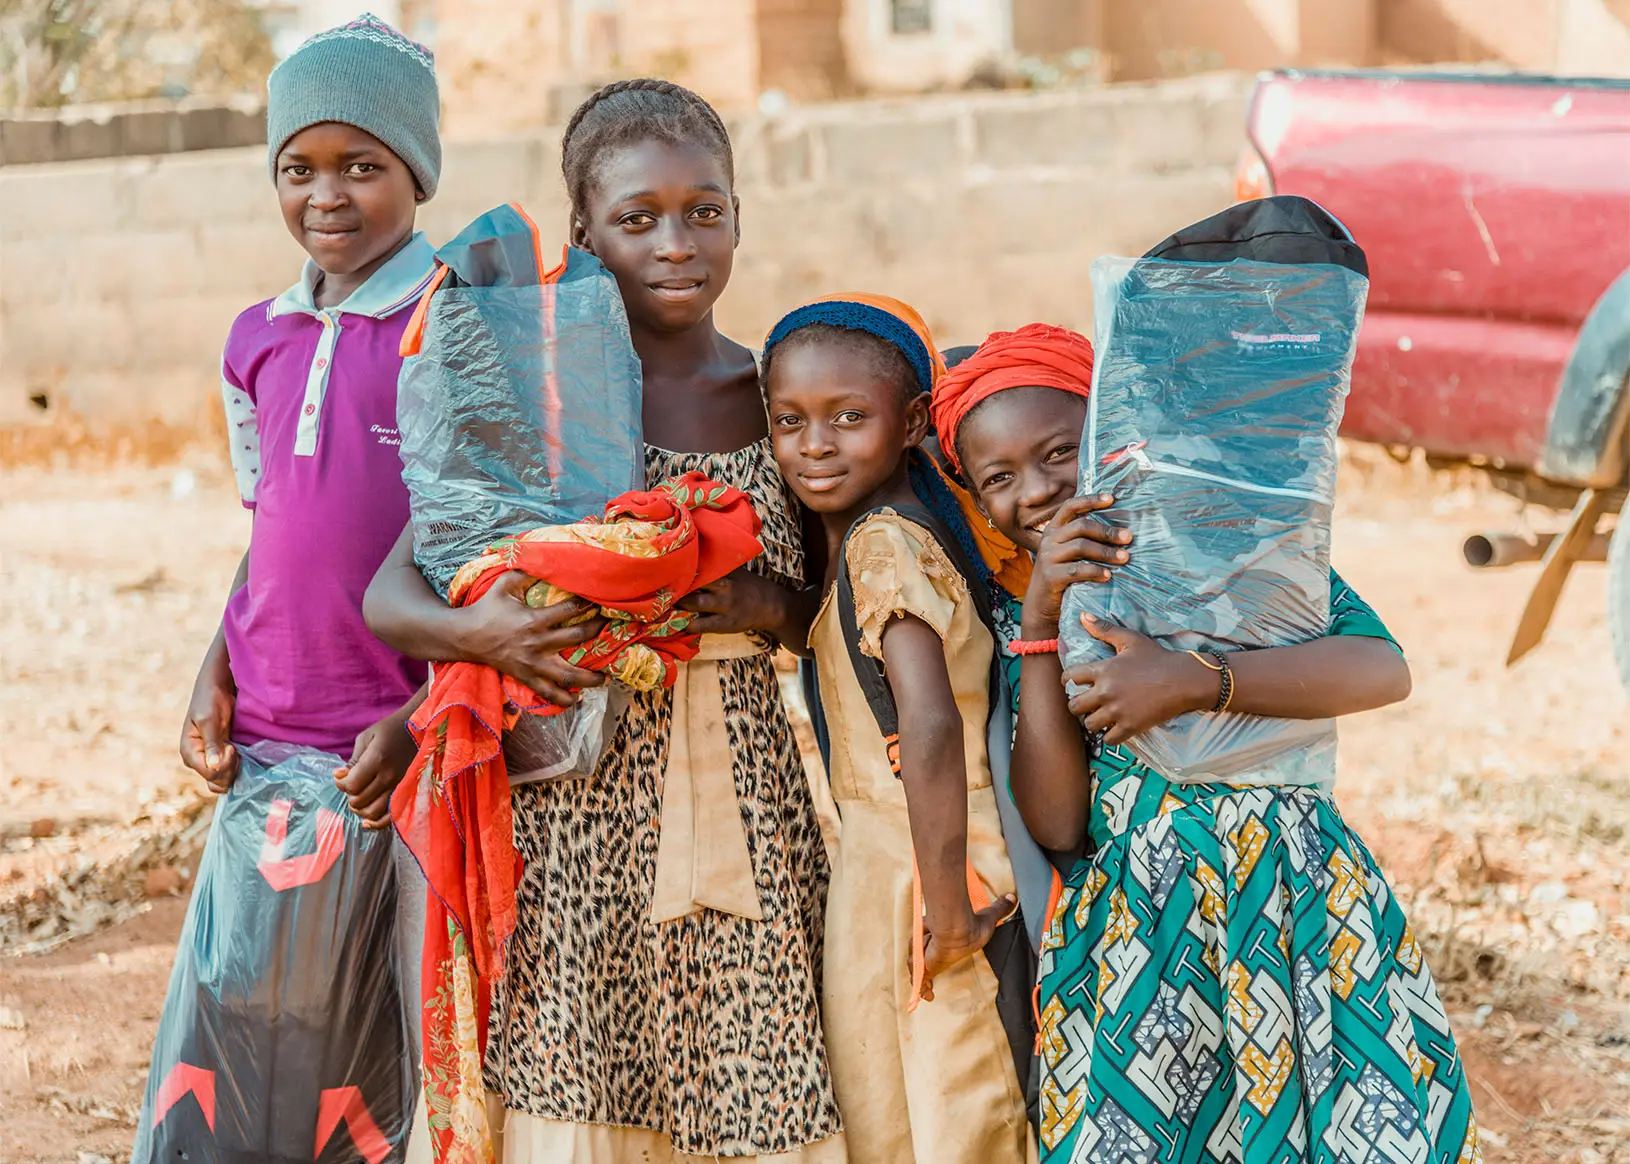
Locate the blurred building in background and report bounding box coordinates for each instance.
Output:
[1,0,1628,126]
[425,0,1630,134]
[3,0,1628,437]
[251,0,438,58]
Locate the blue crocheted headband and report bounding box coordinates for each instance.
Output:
[763,299,938,396]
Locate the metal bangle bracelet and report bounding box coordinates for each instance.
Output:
[1186,649,1234,713]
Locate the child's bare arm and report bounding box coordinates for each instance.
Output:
[677,504,825,657]
[677,570,822,654]
[884,613,971,933]
[881,614,1013,996]
[1010,499,1119,852]
[1220,636,1410,717]
[1011,645,1095,853]
[1066,620,1410,743]
[335,681,430,828]
[180,547,251,793]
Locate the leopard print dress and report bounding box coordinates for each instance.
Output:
[484,440,844,1159]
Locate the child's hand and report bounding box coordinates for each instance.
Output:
[335,710,420,829]
[917,894,1016,1002]
[1063,616,1219,746]
[180,647,238,795]
[1023,495,1130,633]
[678,568,788,639]
[465,572,608,706]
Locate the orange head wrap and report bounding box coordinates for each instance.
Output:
[764,292,946,394]
[930,323,1095,474]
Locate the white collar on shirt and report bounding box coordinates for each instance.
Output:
[269,231,437,320]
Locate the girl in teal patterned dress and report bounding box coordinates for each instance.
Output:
[931,325,1481,1164]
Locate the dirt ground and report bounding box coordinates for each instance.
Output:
[1,448,1628,1163]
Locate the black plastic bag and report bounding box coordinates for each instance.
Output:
[132,742,410,1163]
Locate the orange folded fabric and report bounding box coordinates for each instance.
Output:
[929,453,1035,600]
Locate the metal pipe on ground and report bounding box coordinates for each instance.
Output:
[1463,531,1612,568]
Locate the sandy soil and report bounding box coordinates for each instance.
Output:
[1,449,1626,1163]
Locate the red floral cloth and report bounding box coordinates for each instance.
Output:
[391,473,762,1162]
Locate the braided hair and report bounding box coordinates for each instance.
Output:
[561,79,734,219]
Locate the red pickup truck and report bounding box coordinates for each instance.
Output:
[1238,68,1630,688]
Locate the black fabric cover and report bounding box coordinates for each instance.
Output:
[1144,194,1368,276]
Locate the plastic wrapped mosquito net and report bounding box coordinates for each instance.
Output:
[397,205,643,783]
[1059,196,1370,788]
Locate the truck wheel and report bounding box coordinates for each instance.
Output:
[1611,519,1630,694]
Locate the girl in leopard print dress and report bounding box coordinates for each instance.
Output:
[366,81,844,1162]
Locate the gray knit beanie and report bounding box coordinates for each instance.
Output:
[267,13,441,199]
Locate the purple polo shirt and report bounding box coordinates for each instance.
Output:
[219,234,434,755]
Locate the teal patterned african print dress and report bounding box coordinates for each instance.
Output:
[1027,574,1482,1164]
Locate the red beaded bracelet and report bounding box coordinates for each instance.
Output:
[1006,638,1060,656]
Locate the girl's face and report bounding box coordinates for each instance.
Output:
[571,139,739,335]
[767,341,929,516]
[955,386,1088,554]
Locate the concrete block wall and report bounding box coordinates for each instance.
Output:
[1380,0,1557,68]
[0,75,1249,433]
[0,101,266,167]
[432,3,568,139]
[433,0,765,137]
[619,0,763,110]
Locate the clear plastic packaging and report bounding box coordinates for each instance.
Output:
[484,670,633,783]
[397,220,644,785]
[132,742,409,1162]
[1059,255,1369,787]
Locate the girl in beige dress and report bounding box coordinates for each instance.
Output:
[762,295,1034,1164]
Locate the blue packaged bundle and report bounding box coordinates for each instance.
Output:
[1059,197,1369,787]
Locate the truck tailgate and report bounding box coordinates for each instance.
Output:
[1249,71,1630,467]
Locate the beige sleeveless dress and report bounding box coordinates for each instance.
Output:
[809,511,1032,1164]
